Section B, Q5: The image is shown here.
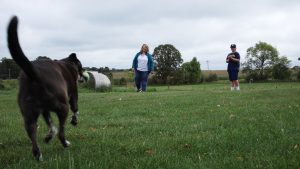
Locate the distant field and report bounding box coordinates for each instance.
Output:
[112,71,132,80]
[112,70,235,80]
[1,82,300,169]
[202,70,229,77]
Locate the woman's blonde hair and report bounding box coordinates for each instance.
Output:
[140,44,149,54]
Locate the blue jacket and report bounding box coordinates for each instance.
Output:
[132,52,154,72]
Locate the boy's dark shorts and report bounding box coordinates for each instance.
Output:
[228,69,239,81]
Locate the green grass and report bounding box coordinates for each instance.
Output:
[0,83,300,169]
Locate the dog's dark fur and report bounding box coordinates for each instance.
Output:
[7,16,84,160]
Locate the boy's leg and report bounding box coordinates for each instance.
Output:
[228,70,234,90]
[231,81,235,91]
[235,80,240,90]
[233,71,239,90]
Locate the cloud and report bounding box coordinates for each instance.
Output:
[0,0,300,69]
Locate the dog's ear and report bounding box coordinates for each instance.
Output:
[68,53,78,61]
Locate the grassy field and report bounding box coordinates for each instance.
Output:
[0,82,300,169]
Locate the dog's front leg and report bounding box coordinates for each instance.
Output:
[69,92,79,126]
[70,111,79,126]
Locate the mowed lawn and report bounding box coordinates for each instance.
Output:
[0,82,300,169]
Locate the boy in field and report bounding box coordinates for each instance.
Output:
[226,44,240,91]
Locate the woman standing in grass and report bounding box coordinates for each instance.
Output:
[226,44,240,91]
[132,44,154,92]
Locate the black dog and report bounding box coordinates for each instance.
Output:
[7,16,84,161]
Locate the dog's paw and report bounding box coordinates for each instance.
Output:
[44,126,58,143]
[35,153,43,161]
[64,140,71,148]
[70,115,78,126]
[44,135,52,143]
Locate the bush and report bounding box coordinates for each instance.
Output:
[0,79,18,90]
[272,59,291,80]
[217,76,228,81]
[119,77,127,85]
[113,78,128,86]
[205,73,218,82]
[0,80,4,90]
[244,72,269,82]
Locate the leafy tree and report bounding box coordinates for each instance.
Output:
[181,57,201,84]
[36,56,51,60]
[272,56,291,80]
[242,41,279,81]
[84,67,98,71]
[0,57,20,79]
[153,44,183,84]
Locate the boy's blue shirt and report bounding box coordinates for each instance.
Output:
[227,52,240,71]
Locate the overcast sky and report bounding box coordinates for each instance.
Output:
[1,0,300,70]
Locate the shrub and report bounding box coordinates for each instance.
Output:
[272,56,291,80]
[205,73,218,82]
[0,79,18,90]
[0,80,4,90]
[119,77,127,85]
[113,78,128,86]
[217,76,228,81]
[297,70,300,80]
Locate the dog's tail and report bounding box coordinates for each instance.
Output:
[7,16,38,81]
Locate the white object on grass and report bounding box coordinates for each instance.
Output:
[87,71,111,89]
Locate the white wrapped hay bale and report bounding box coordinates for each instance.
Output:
[87,71,111,90]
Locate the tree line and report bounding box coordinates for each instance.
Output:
[0,57,20,79]
[242,41,299,81]
[150,42,299,84]
[1,42,299,83]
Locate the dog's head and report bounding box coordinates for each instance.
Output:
[64,53,84,78]
[62,53,89,82]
